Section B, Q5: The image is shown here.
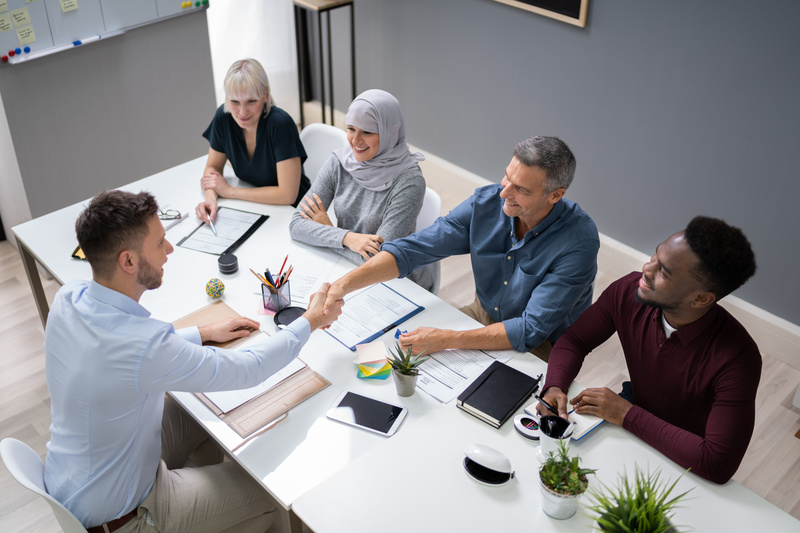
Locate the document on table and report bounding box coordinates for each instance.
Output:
[177,207,267,255]
[284,248,342,305]
[204,355,307,413]
[324,282,424,351]
[416,348,516,403]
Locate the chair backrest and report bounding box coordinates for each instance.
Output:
[415,187,442,233]
[1,438,89,533]
[299,123,349,183]
[415,187,443,294]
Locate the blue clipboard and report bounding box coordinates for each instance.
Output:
[324,283,424,351]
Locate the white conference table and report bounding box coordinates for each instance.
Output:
[13,157,799,533]
[11,156,521,532]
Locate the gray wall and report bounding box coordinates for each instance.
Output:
[0,10,215,218]
[334,0,799,325]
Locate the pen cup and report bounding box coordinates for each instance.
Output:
[262,281,291,312]
[536,415,572,462]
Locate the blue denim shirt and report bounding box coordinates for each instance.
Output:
[382,184,599,352]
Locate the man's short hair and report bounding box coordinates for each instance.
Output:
[684,215,756,300]
[513,136,576,194]
[75,190,158,278]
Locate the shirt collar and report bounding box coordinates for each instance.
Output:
[506,198,568,242]
[664,305,721,346]
[87,280,151,318]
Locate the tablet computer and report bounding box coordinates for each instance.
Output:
[326,391,408,437]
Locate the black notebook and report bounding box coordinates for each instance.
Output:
[456,361,541,429]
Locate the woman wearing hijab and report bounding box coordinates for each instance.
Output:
[195,58,311,225]
[289,89,433,290]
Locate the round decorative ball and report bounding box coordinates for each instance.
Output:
[205,278,225,299]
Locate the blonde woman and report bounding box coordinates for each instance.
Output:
[196,59,310,224]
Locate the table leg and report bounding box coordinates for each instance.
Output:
[287,508,305,533]
[16,237,50,328]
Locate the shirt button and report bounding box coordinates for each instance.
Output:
[494,307,499,311]
[507,256,511,260]
[504,281,508,285]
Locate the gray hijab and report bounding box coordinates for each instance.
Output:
[334,89,424,192]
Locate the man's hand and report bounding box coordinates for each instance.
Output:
[571,387,632,425]
[298,194,333,226]
[303,283,343,330]
[342,232,384,260]
[538,386,570,419]
[198,317,260,344]
[323,282,347,316]
[398,327,451,355]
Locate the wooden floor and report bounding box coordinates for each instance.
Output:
[2,152,800,531]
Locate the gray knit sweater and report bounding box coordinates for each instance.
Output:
[289,155,433,290]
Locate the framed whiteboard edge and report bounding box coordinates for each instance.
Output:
[492,0,589,28]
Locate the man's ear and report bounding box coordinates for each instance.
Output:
[548,188,566,204]
[118,250,136,276]
[691,290,716,309]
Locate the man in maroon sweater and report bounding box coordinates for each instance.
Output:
[541,216,759,484]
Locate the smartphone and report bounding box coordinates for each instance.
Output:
[326,391,408,437]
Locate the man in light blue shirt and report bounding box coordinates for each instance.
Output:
[44,190,342,533]
[324,136,599,359]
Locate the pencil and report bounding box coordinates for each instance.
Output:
[278,254,288,277]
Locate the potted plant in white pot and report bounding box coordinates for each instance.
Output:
[539,439,596,519]
[584,465,692,532]
[386,343,426,397]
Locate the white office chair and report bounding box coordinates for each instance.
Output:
[299,123,349,183]
[415,187,443,294]
[1,438,89,533]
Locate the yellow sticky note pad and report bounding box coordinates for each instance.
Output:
[355,341,388,365]
[0,2,8,16]
[356,362,391,380]
[60,0,79,14]
[16,24,35,45]
[11,6,31,26]
[0,13,12,33]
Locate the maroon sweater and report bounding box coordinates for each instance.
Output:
[544,272,761,484]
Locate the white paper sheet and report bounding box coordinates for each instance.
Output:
[416,348,516,403]
[324,283,422,350]
[178,207,264,255]
[204,357,307,413]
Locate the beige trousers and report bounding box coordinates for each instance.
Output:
[112,395,278,533]
[459,295,553,362]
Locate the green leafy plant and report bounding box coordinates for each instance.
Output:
[584,466,692,532]
[539,439,596,496]
[385,343,426,376]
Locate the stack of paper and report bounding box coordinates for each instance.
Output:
[355,341,391,380]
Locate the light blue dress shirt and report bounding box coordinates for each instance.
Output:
[43,280,310,527]
[382,184,599,352]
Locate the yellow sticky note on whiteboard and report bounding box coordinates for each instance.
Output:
[11,7,31,26]
[16,24,35,46]
[0,13,12,34]
[60,0,79,13]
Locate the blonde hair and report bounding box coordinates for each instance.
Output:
[223,58,275,115]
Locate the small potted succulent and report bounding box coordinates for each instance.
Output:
[584,465,691,532]
[386,342,426,397]
[539,439,596,520]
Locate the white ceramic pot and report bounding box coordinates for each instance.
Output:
[392,370,418,397]
[540,478,583,520]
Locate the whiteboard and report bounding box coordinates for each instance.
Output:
[0,0,55,58]
[44,0,105,47]
[0,0,208,64]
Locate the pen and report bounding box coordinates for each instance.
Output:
[206,211,218,236]
[535,393,558,416]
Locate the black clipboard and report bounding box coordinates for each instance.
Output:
[177,207,268,255]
